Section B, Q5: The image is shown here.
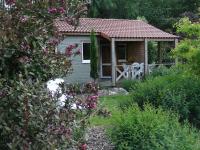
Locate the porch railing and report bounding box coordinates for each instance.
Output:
[116,63,175,82]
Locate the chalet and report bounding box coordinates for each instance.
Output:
[54,18,178,86]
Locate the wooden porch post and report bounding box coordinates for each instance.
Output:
[111,38,116,86]
[157,42,162,64]
[175,39,179,65]
[144,38,148,75]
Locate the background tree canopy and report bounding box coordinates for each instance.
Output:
[88,0,200,31]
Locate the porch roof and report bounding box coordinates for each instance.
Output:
[54,18,178,40]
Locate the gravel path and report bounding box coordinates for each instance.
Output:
[85,126,115,150]
[99,88,129,97]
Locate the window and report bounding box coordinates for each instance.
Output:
[82,43,91,63]
[117,44,127,62]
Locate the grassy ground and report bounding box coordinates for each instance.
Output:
[89,94,132,126]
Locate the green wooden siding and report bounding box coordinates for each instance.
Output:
[58,36,93,83]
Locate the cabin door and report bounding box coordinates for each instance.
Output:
[101,44,111,78]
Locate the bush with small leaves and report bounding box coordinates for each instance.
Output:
[131,70,200,128]
[109,104,200,150]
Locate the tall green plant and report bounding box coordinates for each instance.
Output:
[90,30,99,80]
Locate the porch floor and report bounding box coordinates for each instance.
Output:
[99,78,126,88]
[99,79,112,87]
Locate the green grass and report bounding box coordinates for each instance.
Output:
[89,94,132,126]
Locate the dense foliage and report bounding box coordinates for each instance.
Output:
[110,104,200,150]
[121,79,140,92]
[0,0,96,149]
[118,67,200,128]
[89,0,200,30]
[173,17,200,74]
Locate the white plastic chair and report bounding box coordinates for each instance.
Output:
[138,63,144,79]
[131,63,140,79]
[122,63,129,79]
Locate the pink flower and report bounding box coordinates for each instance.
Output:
[18,56,30,63]
[81,144,87,150]
[48,8,57,14]
[60,0,64,5]
[20,42,30,51]
[65,44,79,57]
[89,95,98,101]
[48,39,59,46]
[69,45,74,49]
[88,103,97,109]
[65,48,73,57]
[57,7,65,14]
[5,0,16,5]
[48,7,66,14]
[75,49,81,55]
[86,95,98,109]
[43,48,49,55]
[20,15,29,23]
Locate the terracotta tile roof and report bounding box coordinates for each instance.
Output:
[54,18,178,39]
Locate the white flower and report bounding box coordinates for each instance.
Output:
[46,78,83,110]
[47,78,64,96]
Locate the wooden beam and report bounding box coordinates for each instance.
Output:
[111,38,116,86]
[147,38,176,42]
[175,39,179,65]
[61,32,91,36]
[99,33,111,41]
[157,42,162,64]
[144,39,148,75]
[115,38,144,41]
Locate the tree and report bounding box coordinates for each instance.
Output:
[88,0,200,30]
[173,17,200,74]
[90,30,98,81]
[88,0,114,18]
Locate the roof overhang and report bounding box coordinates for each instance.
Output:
[145,38,179,42]
[59,31,179,42]
[55,18,179,41]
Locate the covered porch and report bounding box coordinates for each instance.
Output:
[99,37,178,86]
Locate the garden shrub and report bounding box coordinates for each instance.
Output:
[109,104,200,150]
[148,65,170,78]
[147,65,184,79]
[121,79,140,91]
[128,70,200,128]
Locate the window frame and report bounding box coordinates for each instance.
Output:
[117,43,127,63]
[81,42,91,64]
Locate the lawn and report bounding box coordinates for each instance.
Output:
[89,94,132,126]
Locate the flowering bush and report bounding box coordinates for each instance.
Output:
[65,44,81,57]
[0,0,94,149]
[0,78,98,149]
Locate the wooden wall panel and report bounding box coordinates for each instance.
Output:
[127,41,144,63]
